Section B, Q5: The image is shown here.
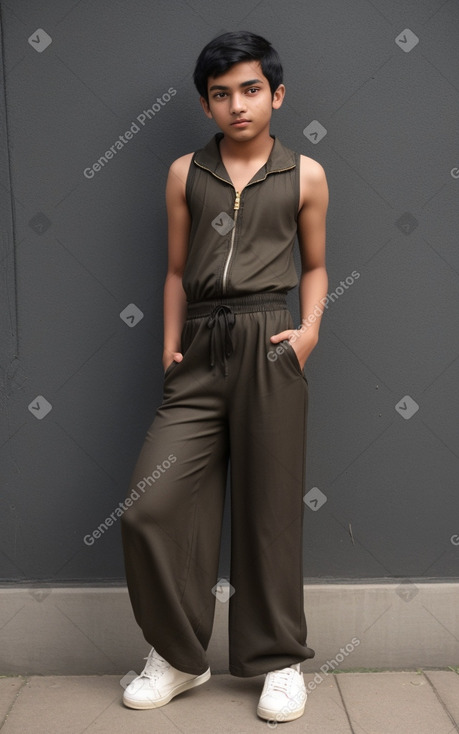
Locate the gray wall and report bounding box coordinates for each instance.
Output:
[1,0,458,589]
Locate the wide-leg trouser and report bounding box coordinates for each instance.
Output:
[120,293,315,677]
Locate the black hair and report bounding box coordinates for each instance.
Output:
[193,31,283,103]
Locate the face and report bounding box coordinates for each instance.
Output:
[199,60,285,140]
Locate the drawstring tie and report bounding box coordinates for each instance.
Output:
[206,304,236,376]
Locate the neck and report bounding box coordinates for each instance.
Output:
[218,128,274,161]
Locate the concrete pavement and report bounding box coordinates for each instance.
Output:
[1,669,459,733]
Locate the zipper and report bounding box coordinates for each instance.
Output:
[221,190,240,293]
[193,159,295,295]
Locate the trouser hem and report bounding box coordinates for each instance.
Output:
[160,658,210,676]
[228,657,310,678]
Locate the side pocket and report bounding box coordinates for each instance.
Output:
[164,359,179,379]
[163,319,199,379]
[163,318,205,380]
[282,339,309,385]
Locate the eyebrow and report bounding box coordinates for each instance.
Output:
[208,78,264,91]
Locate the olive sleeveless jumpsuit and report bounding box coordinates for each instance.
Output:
[121,132,315,677]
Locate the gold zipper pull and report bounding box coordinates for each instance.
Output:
[234,191,240,210]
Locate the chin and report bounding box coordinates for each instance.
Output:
[228,125,256,136]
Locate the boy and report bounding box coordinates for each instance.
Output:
[121,31,329,723]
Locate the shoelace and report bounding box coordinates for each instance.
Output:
[140,649,169,681]
[265,668,296,695]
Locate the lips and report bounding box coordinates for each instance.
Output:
[231,119,250,125]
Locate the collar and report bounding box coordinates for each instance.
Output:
[193,132,296,186]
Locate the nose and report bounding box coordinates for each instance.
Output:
[230,92,247,115]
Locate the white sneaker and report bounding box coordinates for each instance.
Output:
[122,647,211,709]
[257,663,307,722]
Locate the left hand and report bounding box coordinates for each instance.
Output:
[270,329,318,371]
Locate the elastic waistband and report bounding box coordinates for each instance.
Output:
[186,292,288,320]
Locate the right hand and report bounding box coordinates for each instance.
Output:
[163,351,184,373]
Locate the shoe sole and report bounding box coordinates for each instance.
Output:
[257,701,306,722]
[122,667,211,710]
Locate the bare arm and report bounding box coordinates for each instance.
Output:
[270,155,329,368]
[163,153,193,371]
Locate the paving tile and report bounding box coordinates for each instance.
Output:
[302,673,353,732]
[0,677,25,724]
[0,674,279,734]
[2,671,458,734]
[1,676,124,734]
[0,673,350,734]
[337,671,456,734]
[424,670,459,727]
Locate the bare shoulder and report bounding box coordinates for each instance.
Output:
[299,154,327,182]
[167,152,194,201]
[169,152,194,178]
[298,154,329,208]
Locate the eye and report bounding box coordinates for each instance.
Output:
[246,87,259,94]
[213,92,227,99]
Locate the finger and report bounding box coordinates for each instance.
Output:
[270,330,292,343]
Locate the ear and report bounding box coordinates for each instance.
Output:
[199,96,213,119]
[272,84,286,110]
